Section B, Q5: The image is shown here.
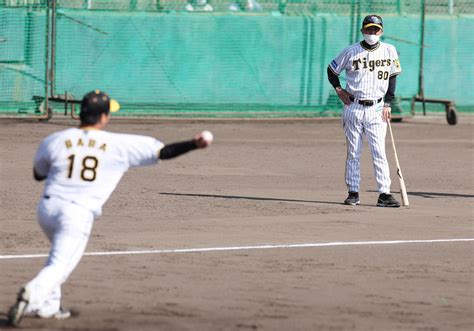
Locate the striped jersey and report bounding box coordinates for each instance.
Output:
[329,41,401,100]
[34,128,164,217]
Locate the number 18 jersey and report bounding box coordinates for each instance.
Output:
[329,41,401,100]
[34,128,164,217]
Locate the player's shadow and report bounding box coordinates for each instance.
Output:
[160,192,343,205]
[407,191,474,199]
[368,190,474,199]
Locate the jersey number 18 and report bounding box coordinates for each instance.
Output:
[67,154,99,182]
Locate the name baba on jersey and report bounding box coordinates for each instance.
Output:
[65,138,107,151]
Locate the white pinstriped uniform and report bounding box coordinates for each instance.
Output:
[329,41,401,194]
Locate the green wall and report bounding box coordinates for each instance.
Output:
[1,8,473,115]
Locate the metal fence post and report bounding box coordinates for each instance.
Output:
[44,0,50,117]
[448,0,454,15]
[397,0,403,15]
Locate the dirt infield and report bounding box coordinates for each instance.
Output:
[0,115,472,330]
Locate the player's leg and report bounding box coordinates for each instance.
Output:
[343,104,364,197]
[30,198,93,309]
[12,197,93,323]
[24,200,64,316]
[365,104,391,194]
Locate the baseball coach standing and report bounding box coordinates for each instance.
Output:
[327,15,402,208]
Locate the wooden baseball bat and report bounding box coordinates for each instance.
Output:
[387,120,409,206]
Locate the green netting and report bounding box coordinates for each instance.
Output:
[7,0,473,15]
[4,0,473,14]
[0,6,47,114]
[1,0,473,118]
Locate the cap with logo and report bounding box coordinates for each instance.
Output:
[80,90,120,116]
[362,15,383,30]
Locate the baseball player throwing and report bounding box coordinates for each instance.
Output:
[327,15,401,207]
[7,90,213,327]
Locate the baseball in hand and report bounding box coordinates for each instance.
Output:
[202,130,213,143]
[196,130,213,148]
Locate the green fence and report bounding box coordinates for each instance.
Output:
[1,0,473,118]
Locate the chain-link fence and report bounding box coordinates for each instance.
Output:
[4,0,474,14]
[1,0,472,118]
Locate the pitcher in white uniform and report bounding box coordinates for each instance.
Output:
[8,90,213,327]
[327,14,401,208]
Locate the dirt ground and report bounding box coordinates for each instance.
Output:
[0,115,472,331]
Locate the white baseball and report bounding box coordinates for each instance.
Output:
[201,130,213,144]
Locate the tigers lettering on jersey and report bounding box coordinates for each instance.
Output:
[352,58,392,71]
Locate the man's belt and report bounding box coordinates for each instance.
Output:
[349,96,383,106]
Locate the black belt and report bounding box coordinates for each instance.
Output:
[349,96,383,106]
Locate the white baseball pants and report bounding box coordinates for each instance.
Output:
[24,196,94,316]
[342,101,391,194]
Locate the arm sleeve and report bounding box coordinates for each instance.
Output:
[327,66,341,89]
[121,134,164,167]
[33,169,47,181]
[159,140,198,160]
[33,139,50,180]
[329,47,351,76]
[390,46,402,76]
[384,75,397,104]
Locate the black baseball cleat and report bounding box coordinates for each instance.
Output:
[8,287,30,327]
[344,191,360,206]
[377,193,400,208]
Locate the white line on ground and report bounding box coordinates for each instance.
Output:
[1,238,473,260]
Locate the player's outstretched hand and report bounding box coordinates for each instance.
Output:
[194,130,214,149]
[335,87,353,105]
